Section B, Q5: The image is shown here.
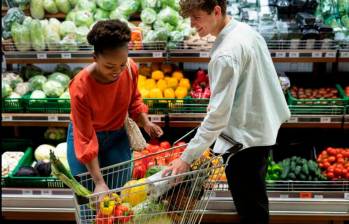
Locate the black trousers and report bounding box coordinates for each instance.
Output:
[223,146,271,224]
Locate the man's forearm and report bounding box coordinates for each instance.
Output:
[85,157,104,185]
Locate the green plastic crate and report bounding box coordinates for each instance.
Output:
[1,139,31,187]
[8,148,65,188]
[2,97,25,113]
[143,97,209,114]
[287,85,348,106]
[26,97,71,113]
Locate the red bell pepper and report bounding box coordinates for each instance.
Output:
[113,204,133,223]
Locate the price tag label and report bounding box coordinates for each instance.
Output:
[37,53,47,59]
[314,195,323,199]
[288,117,298,123]
[320,117,331,123]
[344,193,349,200]
[300,192,312,198]
[280,194,289,198]
[289,52,300,58]
[340,52,349,58]
[61,53,71,59]
[48,115,58,121]
[275,52,286,58]
[2,115,12,121]
[22,189,33,195]
[150,116,161,122]
[41,189,52,195]
[152,52,163,58]
[312,52,322,58]
[325,52,336,58]
[199,52,209,58]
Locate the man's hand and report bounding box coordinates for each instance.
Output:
[94,181,109,203]
[162,158,190,177]
[144,122,163,138]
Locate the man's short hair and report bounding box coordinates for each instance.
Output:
[179,0,227,18]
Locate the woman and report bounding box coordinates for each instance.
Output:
[67,19,163,196]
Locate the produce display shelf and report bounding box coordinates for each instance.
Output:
[338,41,349,62]
[2,181,349,221]
[1,113,165,127]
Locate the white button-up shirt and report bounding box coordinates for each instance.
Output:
[181,19,291,164]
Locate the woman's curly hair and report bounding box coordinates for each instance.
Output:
[87,19,131,54]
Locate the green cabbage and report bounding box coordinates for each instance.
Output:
[2,72,23,89]
[11,22,31,52]
[143,29,168,42]
[75,10,94,27]
[68,0,77,7]
[30,0,45,19]
[43,0,58,14]
[45,27,61,50]
[66,10,76,22]
[59,21,76,37]
[96,0,118,11]
[59,91,70,98]
[153,20,174,32]
[60,33,78,51]
[15,82,32,96]
[140,8,157,25]
[30,90,46,99]
[76,0,97,13]
[157,7,179,27]
[48,72,71,88]
[342,15,349,29]
[118,0,140,18]
[29,75,47,90]
[141,0,160,10]
[55,0,71,13]
[30,19,46,51]
[43,80,65,98]
[109,8,127,20]
[169,30,184,42]
[94,8,110,21]
[76,26,89,44]
[48,18,61,33]
[138,22,152,35]
[159,0,176,9]
[22,16,32,27]
[2,82,13,98]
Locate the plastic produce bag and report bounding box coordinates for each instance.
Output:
[140,8,157,25]
[43,80,65,98]
[75,26,89,45]
[43,0,58,14]
[30,0,45,19]
[30,19,46,51]
[55,0,71,13]
[11,22,31,52]
[48,18,61,33]
[60,33,78,51]
[48,72,71,88]
[46,27,61,50]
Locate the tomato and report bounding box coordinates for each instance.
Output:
[323,162,330,169]
[337,158,345,164]
[336,153,343,159]
[342,169,347,176]
[328,156,336,163]
[322,158,329,164]
[321,150,328,157]
[326,147,337,156]
[96,213,113,224]
[173,141,187,153]
[343,150,349,158]
[160,141,171,149]
[326,172,334,179]
[155,156,166,166]
[319,163,324,168]
[346,172,349,179]
[334,168,342,176]
[327,166,335,173]
[132,163,146,179]
[113,204,133,223]
[148,139,160,145]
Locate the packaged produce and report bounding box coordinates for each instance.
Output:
[2,151,24,176]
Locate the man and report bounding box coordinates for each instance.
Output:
[163,1,291,223]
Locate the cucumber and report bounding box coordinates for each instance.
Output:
[308,160,317,173]
[288,172,296,180]
[299,174,307,180]
[302,163,309,175]
[281,165,290,180]
[295,165,302,175]
[290,161,296,172]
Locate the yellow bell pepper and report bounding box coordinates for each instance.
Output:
[99,195,115,216]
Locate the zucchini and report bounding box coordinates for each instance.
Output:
[290,161,296,172]
[299,174,307,180]
[288,172,296,180]
[281,165,290,180]
[308,160,317,174]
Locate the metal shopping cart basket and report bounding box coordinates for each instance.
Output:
[73,130,242,224]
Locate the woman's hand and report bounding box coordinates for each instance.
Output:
[94,181,109,202]
[143,122,163,138]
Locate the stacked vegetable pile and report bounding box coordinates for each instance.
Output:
[138,63,191,99]
[317,147,349,180]
[277,156,326,181]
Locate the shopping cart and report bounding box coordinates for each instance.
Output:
[73,129,242,224]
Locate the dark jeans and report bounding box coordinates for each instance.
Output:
[223,146,271,224]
